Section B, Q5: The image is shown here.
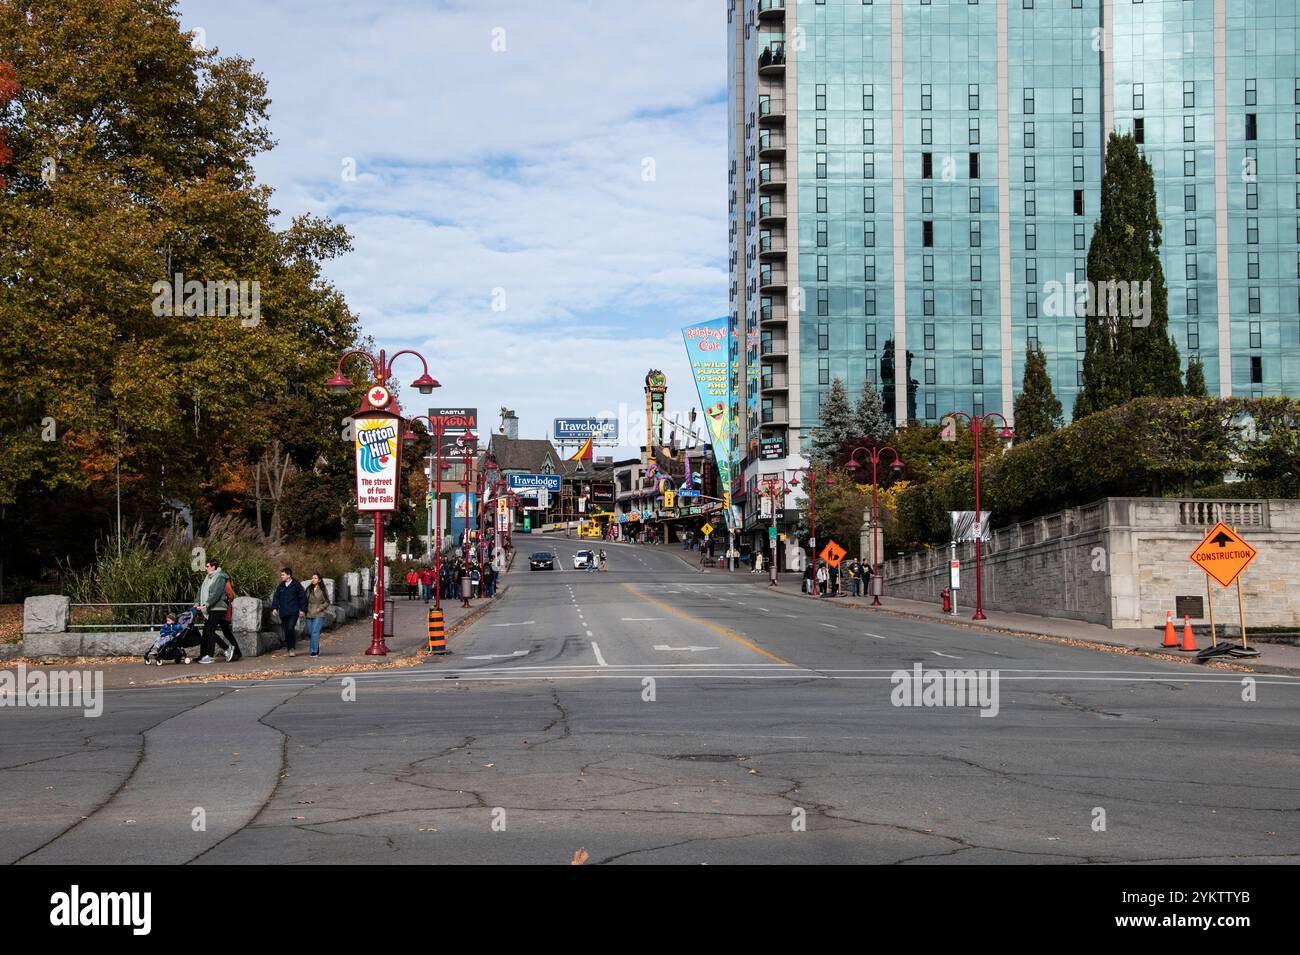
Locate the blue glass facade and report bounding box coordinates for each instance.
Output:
[729,0,1299,528]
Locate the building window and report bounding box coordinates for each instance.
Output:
[1250,320,1262,348]
[1075,223,1087,250]
[1185,184,1196,212]
[1133,83,1145,110]
[1246,113,1257,141]
[863,186,875,213]
[969,118,980,145]
[969,83,980,110]
[816,152,827,178]
[969,152,980,178]
[972,358,984,385]
[1183,80,1195,109]
[1073,121,1084,149]
[970,220,982,248]
[1072,87,1083,114]
[971,290,982,317]
[816,118,827,145]
[921,117,932,145]
[1184,114,1196,143]
[865,289,877,316]
[973,393,985,416]
[1185,219,1197,246]
[1027,324,1039,350]
[818,322,829,350]
[1076,362,1084,388]
[924,323,936,350]
[1251,356,1263,384]
[925,393,937,420]
[1025,190,1036,216]
[1024,122,1035,149]
[863,118,875,145]
[817,254,829,282]
[1247,217,1259,244]
[866,324,877,350]
[1024,87,1035,114]
[1188,321,1199,350]
[816,220,828,247]
[1134,117,1145,144]
[1074,189,1085,216]
[923,289,935,316]
[971,255,982,282]
[1026,293,1037,320]
[922,152,933,179]
[1186,254,1197,280]
[1025,257,1037,284]
[1025,157,1036,182]
[1187,288,1199,317]
[1248,251,1260,280]
[925,357,936,385]
[819,357,830,385]
[1246,78,1257,107]
[970,186,981,213]
[1249,288,1261,314]
[972,323,983,350]
[921,84,932,111]
[815,84,827,110]
[863,84,874,111]
[864,255,876,282]
[864,221,876,247]
[923,220,934,247]
[863,153,875,178]
[1184,150,1195,176]
[1076,324,1086,352]
[923,254,934,282]
[817,186,828,213]
[1073,155,1085,182]
[922,186,933,214]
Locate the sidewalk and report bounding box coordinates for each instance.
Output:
[717,567,1300,676]
[5,587,507,689]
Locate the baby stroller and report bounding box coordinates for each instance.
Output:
[143,610,202,665]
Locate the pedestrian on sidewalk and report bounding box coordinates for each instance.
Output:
[753,549,764,574]
[598,548,608,571]
[849,559,861,597]
[304,573,329,657]
[420,565,434,602]
[271,566,307,657]
[193,558,234,664]
[816,563,829,596]
[406,568,419,599]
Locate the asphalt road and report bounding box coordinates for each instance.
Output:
[3,534,1298,865]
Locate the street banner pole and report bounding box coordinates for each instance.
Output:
[1205,572,1216,647]
[1236,576,1247,649]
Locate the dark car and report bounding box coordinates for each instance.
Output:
[529,551,556,571]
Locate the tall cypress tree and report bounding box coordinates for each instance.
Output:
[1185,355,1208,397]
[1013,344,1063,443]
[1075,132,1183,418]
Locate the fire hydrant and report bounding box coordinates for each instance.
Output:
[941,587,951,614]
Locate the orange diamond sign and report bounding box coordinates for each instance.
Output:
[1189,522,1258,588]
[819,540,847,568]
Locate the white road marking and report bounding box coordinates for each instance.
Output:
[653,645,718,652]
[490,621,535,628]
[621,617,664,622]
[864,632,887,640]
[465,650,529,660]
[819,623,838,629]
[591,642,607,667]
[756,607,770,613]
[929,651,960,659]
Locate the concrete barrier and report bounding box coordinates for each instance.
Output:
[24,595,69,634]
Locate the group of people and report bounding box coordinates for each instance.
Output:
[404,557,498,601]
[186,560,328,664]
[803,557,874,597]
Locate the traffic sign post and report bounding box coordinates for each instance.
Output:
[819,540,846,568]
[701,522,714,538]
[1189,522,1258,650]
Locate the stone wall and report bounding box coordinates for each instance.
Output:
[882,498,1300,630]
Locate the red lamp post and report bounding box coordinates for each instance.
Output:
[846,445,905,606]
[941,411,1013,620]
[789,469,834,596]
[757,473,797,588]
[327,347,440,655]
[459,430,478,607]
[404,416,454,611]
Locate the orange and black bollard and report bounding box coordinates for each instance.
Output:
[426,608,448,654]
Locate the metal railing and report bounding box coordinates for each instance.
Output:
[68,601,197,632]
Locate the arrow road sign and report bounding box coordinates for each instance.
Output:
[1189,521,1258,588]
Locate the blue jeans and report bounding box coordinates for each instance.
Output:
[306,616,324,654]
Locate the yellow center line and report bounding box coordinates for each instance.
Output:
[621,583,797,667]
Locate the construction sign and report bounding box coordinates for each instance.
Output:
[819,540,847,568]
[1189,522,1258,588]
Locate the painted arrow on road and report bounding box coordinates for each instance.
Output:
[490,621,535,627]
[464,650,529,660]
[653,645,717,652]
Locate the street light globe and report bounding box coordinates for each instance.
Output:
[326,372,353,394]
[412,373,440,395]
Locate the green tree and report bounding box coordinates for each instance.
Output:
[808,377,855,465]
[1013,344,1063,443]
[854,377,893,447]
[1076,132,1182,418]
[0,1,361,585]
[794,466,871,559]
[1185,355,1208,397]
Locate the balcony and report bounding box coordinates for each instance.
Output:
[760,370,789,393]
[757,95,785,125]
[757,0,785,21]
[757,129,785,159]
[758,196,786,225]
[757,44,786,77]
[759,302,787,325]
[760,408,790,427]
[757,162,786,193]
[758,229,786,259]
[758,265,787,292]
[760,337,789,359]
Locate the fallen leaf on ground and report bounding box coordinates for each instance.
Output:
[571,848,589,865]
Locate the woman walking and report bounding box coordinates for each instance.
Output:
[304,573,329,657]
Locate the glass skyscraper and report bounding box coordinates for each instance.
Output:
[728,0,1299,537]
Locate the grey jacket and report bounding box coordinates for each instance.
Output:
[197,568,230,613]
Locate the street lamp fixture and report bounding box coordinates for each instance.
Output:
[846,444,905,606]
[941,411,1013,620]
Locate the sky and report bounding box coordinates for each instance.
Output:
[177,0,728,458]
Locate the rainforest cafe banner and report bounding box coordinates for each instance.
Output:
[682,317,739,532]
[354,412,401,511]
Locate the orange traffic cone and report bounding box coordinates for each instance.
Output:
[1180,616,1198,651]
[1162,610,1178,648]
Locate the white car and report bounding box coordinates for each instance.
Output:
[573,550,595,569]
